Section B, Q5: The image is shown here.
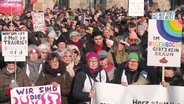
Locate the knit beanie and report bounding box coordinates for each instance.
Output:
[127,52,139,61]
[48,30,57,39]
[69,31,80,39]
[56,36,67,45]
[28,44,40,55]
[86,52,99,62]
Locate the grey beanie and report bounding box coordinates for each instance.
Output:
[69,31,80,39]
[48,30,58,39]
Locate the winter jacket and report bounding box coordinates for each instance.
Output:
[115,66,151,85]
[36,62,71,104]
[72,66,108,104]
[0,66,30,103]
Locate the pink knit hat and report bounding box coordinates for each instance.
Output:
[86,52,99,62]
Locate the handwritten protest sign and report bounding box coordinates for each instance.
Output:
[31,12,46,32]
[152,11,175,20]
[92,82,184,104]
[33,2,43,11]
[128,0,144,16]
[2,31,28,57]
[0,0,24,14]
[11,85,61,104]
[147,20,182,67]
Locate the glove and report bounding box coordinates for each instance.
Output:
[5,88,12,96]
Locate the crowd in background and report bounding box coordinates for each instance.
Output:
[0,4,184,104]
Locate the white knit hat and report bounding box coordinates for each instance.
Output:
[69,31,80,39]
[48,30,58,40]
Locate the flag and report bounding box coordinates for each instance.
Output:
[111,3,118,13]
[53,0,60,8]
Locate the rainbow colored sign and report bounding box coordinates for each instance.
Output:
[31,12,46,32]
[147,20,182,67]
[157,20,182,42]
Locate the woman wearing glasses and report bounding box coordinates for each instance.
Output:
[60,47,81,104]
[36,52,71,104]
[72,52,108,104]
[115,52,151,86]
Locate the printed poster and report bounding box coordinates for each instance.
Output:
[11,85,61,104]
[147,20,182,67]
[31,12,46,32]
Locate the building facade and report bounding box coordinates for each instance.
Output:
[68,0,176,11]
[34,0,183,11]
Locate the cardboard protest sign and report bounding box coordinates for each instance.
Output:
[152,11,175,20]
[33,2,43,11]
[31,12,46,32]
[0,0,24,14]
[128,0,144,16]
[2,31,28,57]
[147,20,182,67]
[11,85,61,104]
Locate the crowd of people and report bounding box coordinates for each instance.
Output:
[0,4,184,104]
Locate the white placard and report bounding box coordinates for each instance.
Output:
[152,11,175,20]
[147,20,182,67]
[128,0,144,16]
[2,31,28,57]
[92,82,184,104]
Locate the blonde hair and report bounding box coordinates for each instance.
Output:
[60,48,74,62]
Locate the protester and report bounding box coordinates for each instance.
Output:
[137,25,148,59]
[125,31,141,45]
[60,48,81,104]
[60,48,80,80]
[38,43,50,63]
[114,24,124,37]
[24,44,42,86]
[98,50,117,83]
[115,52,151,86]
[107,36,128,68]
[36,52,71,104]
[160,67,184,87]
[72,52,108,103]
[69,31,85,53]
[0,62,30,103]
[122,21,137,39]
[68,44,81,65]
[55,35,68,54]
[102,27,114,40]
[83,30,109,54]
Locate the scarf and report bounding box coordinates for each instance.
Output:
[70,40,81,48]
[94,43,104,52]
[26,59,42,85]
[43,62,66,77]
[66,62,75,77]
[101,60,114,72]
[7,68,15,74]
[87,65,98,74]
